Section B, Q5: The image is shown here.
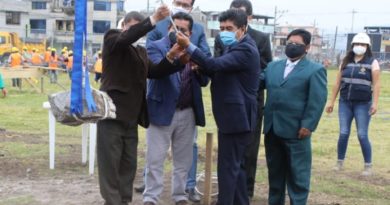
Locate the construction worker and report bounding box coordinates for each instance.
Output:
[44,47,52,66]
[48,48,58,83]
[0,72,7,98]
[94,50,102,82]
[8,47,24,87]
[22,46,32,64]
[66,50,73,78]
[31,48,43,66]
[59,48,68,69]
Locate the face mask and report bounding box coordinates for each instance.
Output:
[171,5,190,15]
[353,45,367,56]
[132,39,142,47]
[285,43,306,59]
[169,32,177,45]
[220,31,237,46]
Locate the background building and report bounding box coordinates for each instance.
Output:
[0,0,125,54]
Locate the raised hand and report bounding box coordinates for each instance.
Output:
[176,32,191,49]
[153,5,170,22]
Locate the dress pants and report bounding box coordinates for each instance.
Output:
[97,119,138,205]
[265,129,311,205]
[217,131,251,205]
[143,108,195,204]
[244,90,264,197]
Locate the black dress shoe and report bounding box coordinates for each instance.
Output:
[134,184,145,193]
[186,188,201,203]
[144,202,155,205]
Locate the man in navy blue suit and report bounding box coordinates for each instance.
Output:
[177,9,260,205]
[143,12,208,205]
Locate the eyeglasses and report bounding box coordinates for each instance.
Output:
[286,42,306,46]
[173,0,192,10]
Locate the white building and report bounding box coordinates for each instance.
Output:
[0,0,125,53]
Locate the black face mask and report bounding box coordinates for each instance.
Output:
[169,32,177,46]
[285,43,306,59]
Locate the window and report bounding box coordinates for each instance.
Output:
[117,1,124,12]
[0,37,5,44]
[32,1,47,10]
[93,20,110,34]
[56,20,74,32]
[94,1,111,11]
[30,19,46,34]
[6,11,21,25]
[63,0,74,7]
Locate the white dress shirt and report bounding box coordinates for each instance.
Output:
[283,59,300,79]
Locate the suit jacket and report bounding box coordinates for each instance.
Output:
[100,17,182,127]
[146,36,208,126]
[190,35,260,134]
[263,57,328,139]
[146,18,211,57]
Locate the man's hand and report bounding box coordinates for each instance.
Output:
[152,5,170,22]
[179,53,191,65]
[176,32,191,48]
[1,88,7,98]
[298,128,311,139]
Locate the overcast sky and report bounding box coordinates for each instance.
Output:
[125,0,389,32]
[125,0,390,49]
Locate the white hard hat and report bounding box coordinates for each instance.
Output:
[351,33,371,46]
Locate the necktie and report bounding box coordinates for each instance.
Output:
[283,62,295,79]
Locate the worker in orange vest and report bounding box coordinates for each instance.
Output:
[44,47,52,66]
[94,50,103,82]
[66,50,73,79]
[31,48,43,66]
[8,47,24,87]
[48,48,58,84]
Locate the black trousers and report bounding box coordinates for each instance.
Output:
[217,131,251,205]
[97,119,138,205]
[244,90,264,197]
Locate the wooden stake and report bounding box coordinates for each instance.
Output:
[203,132,213,205]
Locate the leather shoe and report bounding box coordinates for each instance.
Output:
[144,202,155,205]
[175,200,188,205]
[134,183,145,193]
[186,188,201,203]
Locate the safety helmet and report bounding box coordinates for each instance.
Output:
[51,48,57,52]
[32,48,37,52]
[23,46,28,50]
[98,50,102,55]
[11,47,19,52]
[47,47,51,50]
[63,46,68,50]
[68,50,73,55]
[351,33,371,46]
[83,50,87,57]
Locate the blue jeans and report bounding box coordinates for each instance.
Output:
[337,99,372,163]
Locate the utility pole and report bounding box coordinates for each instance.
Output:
[351,9,357,33]
[333,26,338,64]
[147,0,150,13]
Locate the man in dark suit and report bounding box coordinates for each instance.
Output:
[97,8,188,205]
[177,9,260,205]
[215,0,274,198]
[143,12,208,205]
[263,29,327,205]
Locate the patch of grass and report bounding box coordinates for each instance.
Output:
[0,195,39,205]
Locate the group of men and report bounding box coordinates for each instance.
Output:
[97,0,328,205]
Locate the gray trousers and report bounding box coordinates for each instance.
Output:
[97,119,138,205]
[143,108,195,204]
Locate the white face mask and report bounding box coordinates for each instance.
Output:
[132,39,143,47]
[353,45,367,56]
[171,5,190,15]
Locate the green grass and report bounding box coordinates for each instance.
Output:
[1,70,390,204]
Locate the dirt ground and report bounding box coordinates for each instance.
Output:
[0,131,380,205]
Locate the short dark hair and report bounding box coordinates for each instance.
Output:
[287,29,312,45]
[230,0,253,16]
[191,0,196,6]
[123,11,145,24]
[218,9,248,29]
[169,12,194,31]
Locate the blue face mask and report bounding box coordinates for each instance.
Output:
[220,31,237,46]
